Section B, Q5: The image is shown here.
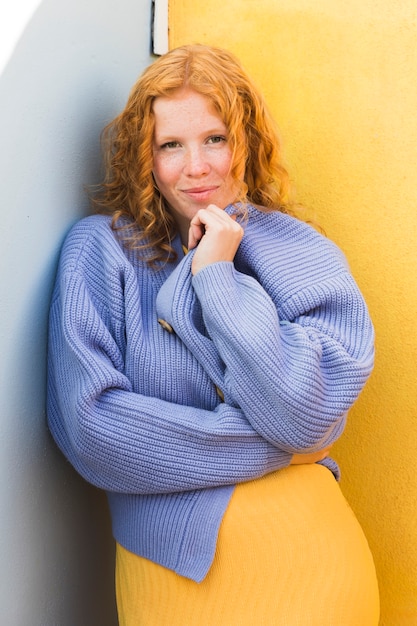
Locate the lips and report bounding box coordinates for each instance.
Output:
[181,186,219,201]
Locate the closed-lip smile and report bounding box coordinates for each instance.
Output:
[183,186,218,193]
[182,186,219,200]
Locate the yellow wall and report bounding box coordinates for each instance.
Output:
[169,2,417,624]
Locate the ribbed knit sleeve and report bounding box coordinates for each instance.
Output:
[191,210,374,453]
[47,217,291,495]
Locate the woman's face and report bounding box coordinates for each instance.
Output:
[152,88,240,238]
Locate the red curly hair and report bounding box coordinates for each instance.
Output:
[92,44,294,265]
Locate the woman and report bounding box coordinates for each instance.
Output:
[47,44,380,624]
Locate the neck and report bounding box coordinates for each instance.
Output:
[174,217,190,248]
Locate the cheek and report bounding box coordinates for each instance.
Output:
[216,148,234,178]
[153,155,182,189]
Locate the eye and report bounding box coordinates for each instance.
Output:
[206,135,227,145]
[160,141,181,149]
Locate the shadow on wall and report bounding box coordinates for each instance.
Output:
[0,0,153,624]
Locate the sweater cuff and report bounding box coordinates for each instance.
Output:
[317,457,341,481]
[192,261,239,301]
[266,445,292,473]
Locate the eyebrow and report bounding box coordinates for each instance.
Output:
[154,126,228,141]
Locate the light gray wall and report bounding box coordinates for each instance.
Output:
[0,1,155,623]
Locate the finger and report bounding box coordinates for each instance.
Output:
[188,206,242,250]
[205,204,238,223]
[197,207,240,232]
[187,221,205,250]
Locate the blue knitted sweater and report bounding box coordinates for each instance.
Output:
[47,204,374,581]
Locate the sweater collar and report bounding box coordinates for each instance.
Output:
[155,203,252,384]
[155,248,226,386]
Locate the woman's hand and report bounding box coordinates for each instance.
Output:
[188,204,244,276]
[290,446,332,466]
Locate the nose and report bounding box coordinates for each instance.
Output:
[183,146,210,177]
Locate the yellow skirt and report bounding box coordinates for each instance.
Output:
[116,465,379,626]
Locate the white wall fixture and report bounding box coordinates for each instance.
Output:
[153,0,169,55]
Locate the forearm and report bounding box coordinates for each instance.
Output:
[48,382,292,494]
[193,261,373,451]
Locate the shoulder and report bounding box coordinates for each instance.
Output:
[233,205,355,302]
[59,214,128,273]
[52,215,140,314]
[246,205,335,246]
[242,205,348,266]
[62,214,114,254]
